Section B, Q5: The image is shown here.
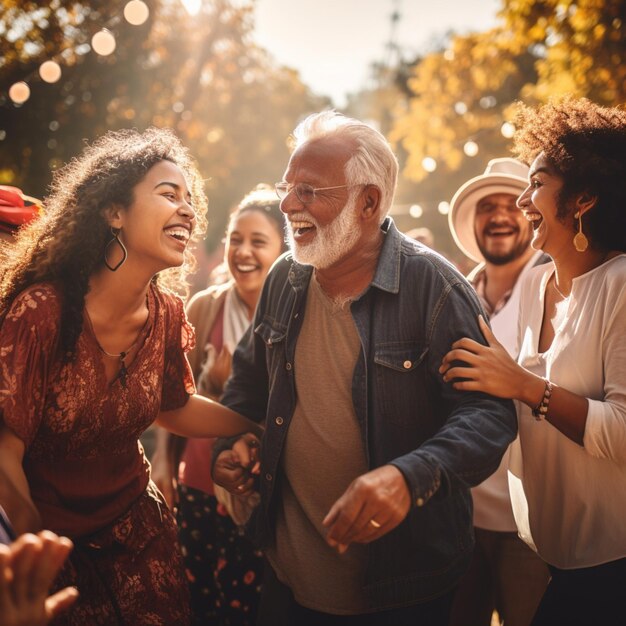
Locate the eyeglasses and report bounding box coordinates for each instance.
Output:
[274,182,355,205]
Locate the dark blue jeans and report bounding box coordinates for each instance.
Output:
[257,560,455,626]
[531,557,626,626]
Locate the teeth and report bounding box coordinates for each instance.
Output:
[291,221,314,229]
[523,212,542,222]
[165,227,190,241]
[236,264,257,272]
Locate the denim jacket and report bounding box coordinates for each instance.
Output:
[220,217,517,609]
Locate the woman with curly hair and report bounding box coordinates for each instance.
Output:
[0,127,259,624]
[440,97,626,625]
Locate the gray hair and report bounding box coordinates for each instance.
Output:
[292,111,399,223]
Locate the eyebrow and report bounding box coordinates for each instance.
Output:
[230,230,270,238]
[528,166,551,178]
[154,181,192,200]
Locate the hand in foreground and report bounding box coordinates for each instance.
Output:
[0,530,78,626]
[213,433,261,496]
[322,464,411,554]
[439,315,528,400]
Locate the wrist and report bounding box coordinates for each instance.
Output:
[520,373,547,408]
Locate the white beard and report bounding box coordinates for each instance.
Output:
[286,197,360,269]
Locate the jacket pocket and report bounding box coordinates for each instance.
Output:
[373,341,430,429]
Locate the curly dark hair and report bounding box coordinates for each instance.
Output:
[229,183,287,253]
[513,97,626,252]
[0,127,208,359]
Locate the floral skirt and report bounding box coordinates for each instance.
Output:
[177,483,263,626]
[51,482,190,625]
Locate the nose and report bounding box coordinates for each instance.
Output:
[516,185,531,210]
[279,188,304,215]
[178,198,196,221]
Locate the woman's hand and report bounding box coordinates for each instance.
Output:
[439,315,535,402]
[0,531,78,626]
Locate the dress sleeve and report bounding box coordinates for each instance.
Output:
[160,293,197,412]
[0,286,60,449]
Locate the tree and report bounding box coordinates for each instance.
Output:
[0,0,327,247]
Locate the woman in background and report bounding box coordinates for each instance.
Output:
[0,128,259,624]
[440,98,626,626]
[152,185,286,625]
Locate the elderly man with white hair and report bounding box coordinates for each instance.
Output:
[213,112,517,625]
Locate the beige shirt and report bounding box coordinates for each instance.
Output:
[266,276,369,614]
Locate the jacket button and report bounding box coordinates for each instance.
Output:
[275,416,284,426]
[285,362,292,371]
[416,497,425,507]
[403,360,412,369]
[265,473,273,481]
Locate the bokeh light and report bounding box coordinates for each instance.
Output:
[92,29,116,56]
[463,141,479,157]
[124,1,150,26]
[39,60,62,83]
[422,157,437,173]
[501,122,515,138]
[409,204,424,219]
[9,82,31,104]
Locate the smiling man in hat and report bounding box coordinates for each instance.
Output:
[448,159,549,626]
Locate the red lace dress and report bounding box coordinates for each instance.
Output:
[0,282,196,625]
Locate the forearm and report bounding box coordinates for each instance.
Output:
[0,444,41,536]
[517,373,588,446]
[156,394,262,439]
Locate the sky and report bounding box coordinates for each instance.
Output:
[254,0,502,107]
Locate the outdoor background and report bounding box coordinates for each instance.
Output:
[1,0,625,271]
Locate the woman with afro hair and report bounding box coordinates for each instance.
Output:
[441,97,626,625]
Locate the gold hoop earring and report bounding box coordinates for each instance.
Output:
[104,227,128,271]
[573,211,588,253]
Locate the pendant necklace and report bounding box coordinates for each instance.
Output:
[84,305,150,387]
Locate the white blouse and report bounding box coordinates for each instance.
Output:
[508,254,626,569]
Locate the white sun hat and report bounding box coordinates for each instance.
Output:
[449,158,529,262]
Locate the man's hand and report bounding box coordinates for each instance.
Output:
[322,464,411,553]
[0,531,78,626]
[213,433,261,496]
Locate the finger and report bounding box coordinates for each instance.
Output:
[450,336,485,352]
[10,533,41,603]
[440,349,480,369]
[45,586,79,619]
[32,533,72,594]
[0,545,13,608]
[452,380,486,392]
[478,315,497,346]
[323,496,367,546]
[442,364,481,381]
[232,439,253,467]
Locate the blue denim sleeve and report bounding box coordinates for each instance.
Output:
[389,281,518,510]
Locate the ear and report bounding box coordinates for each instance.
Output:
[103,204,124,229]
[360,184,382,222]
[575,191,597,217]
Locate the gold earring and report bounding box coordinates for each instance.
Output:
[573,211,588,252]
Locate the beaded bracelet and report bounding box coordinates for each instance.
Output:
[532,379,553,421]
